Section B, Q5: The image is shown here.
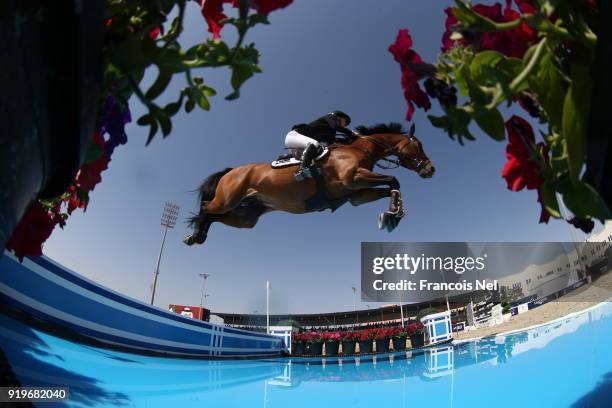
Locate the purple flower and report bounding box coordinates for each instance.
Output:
[97,94,131,156]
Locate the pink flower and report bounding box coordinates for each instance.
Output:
[388,29,432,120]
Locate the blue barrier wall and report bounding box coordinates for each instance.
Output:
[0,253,284,358]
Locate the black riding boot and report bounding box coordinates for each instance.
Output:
[294,143,322,181]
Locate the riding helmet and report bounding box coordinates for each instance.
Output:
[329,110,351,126]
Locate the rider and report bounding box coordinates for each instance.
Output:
[285,111,359,180]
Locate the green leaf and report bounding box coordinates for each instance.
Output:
[137,113,154,126]
[248,13,270,27]
[428,106,475,145]
[156,46,187,72]
[560,179,612,222]
[230,63,254,91]
[158,114,172,137]
[111,36,150,73]
[428,115,450,129]
[470,51,504,83]
[562,64,591,181]
[225,91,240,101]
[474,108,505,141]
[145,68,172,100]
[146,121,159,145]
[164,94,183,116]
[185,97,195,113]
[528,51,566,131]
[196,94,210,110]
[539,181,561,219]
[202,86,217,97]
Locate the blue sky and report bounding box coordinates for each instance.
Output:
[44,0,594,315]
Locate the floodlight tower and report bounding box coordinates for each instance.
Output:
[199,273,211,318]
[150,202,180,305]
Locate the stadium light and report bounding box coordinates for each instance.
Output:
[199,273,211,312]
[150,202,180,306]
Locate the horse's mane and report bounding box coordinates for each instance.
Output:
[355,122,405,135]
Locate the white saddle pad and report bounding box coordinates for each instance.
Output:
[270,148,329,168]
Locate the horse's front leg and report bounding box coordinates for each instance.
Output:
[348,188,392,206]
[346,168,400,191]
[344,168,404,232]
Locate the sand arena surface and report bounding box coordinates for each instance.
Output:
[453,271,612,340]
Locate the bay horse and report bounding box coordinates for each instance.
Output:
[183,123,435,246]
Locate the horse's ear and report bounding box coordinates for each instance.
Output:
[408,123,416,137]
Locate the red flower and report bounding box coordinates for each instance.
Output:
[501,115,543,191]
[66,186,88,214]
[75,133,110,193]
[407,322,424,335]
[149,26,161,40]
[388,29,432,120]
[199,0,233,40]
[249,0,292,15]
[199,0,292,39]
[6,202,56,261]
[442,2,537,58]
[442,8,468,52]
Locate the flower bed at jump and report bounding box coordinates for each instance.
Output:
[291,324,426,356]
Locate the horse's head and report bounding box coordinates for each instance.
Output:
[393,124,435,178]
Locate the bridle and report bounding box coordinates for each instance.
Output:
[359,135,429,171]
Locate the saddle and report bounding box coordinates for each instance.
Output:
[270,147,329,168]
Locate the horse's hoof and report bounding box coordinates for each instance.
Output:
[378,213,386,230]
[184,233,207,246]
[387,217,397,232]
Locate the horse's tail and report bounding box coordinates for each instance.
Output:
[187,167,233,227]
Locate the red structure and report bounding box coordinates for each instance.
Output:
[168,304,210,322]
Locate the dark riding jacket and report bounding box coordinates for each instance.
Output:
[292,114,355,145]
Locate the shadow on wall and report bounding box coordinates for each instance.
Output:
[0,312,129,407]
[572,372,612,408]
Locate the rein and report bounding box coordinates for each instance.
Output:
[358,135,425,171]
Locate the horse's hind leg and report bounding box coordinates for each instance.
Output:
[184,167,254,246]
[211,210,266,229]
[183,212,210,246]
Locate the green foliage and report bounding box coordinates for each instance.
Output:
[422,0,609,223]
[104,0,269,143]
[562,64,591,181]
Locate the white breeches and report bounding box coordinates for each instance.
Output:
[285,130,320,149]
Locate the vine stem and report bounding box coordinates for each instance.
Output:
[510,37,547,92]
[127,74,155,110]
